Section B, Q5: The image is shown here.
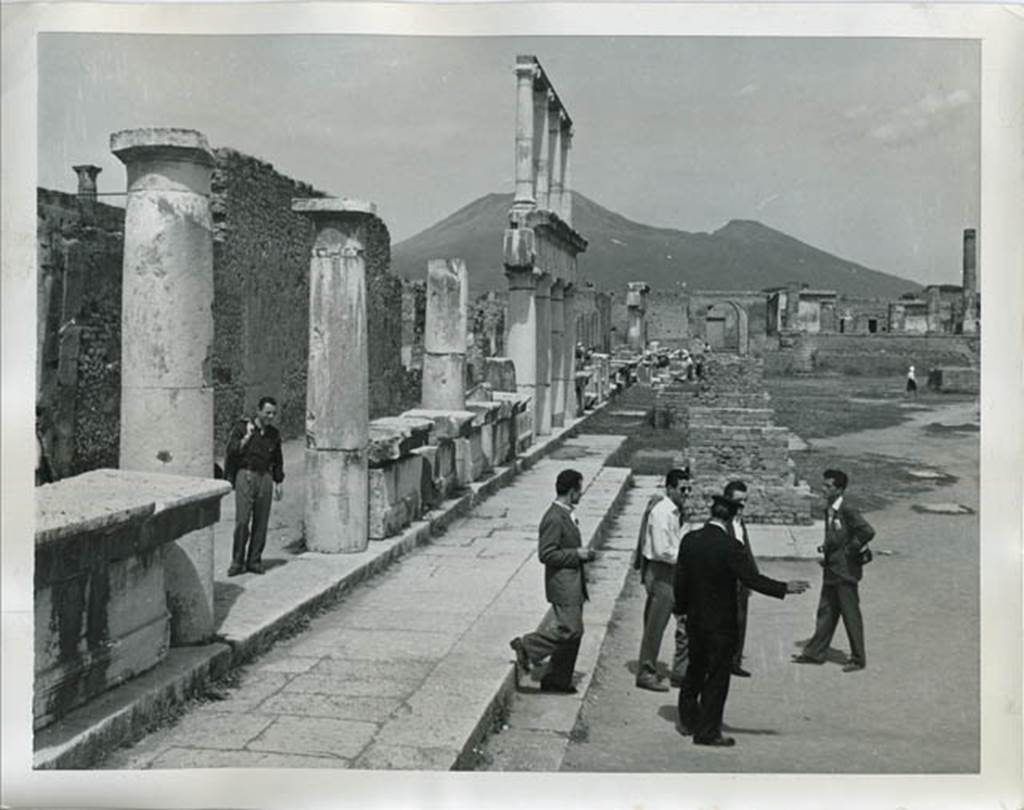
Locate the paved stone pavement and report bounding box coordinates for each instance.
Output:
[485,398,980,773]
[100,434,632,770]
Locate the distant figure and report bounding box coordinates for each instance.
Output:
[634,467,692,692]
[224,396,285,576]
[906,365,918,398]
[675,495,810,746]
[510,468,597,694]
[792,468,875,672]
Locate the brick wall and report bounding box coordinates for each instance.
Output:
[37,191,125,478]
[764,332,980,376]
[37,148,413,477]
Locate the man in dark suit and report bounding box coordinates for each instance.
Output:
[675,495,810,746]
[510,468,596,694]
[724,480,756,678]
[793,468,875,672]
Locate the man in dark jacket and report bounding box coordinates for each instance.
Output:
[224,396,285,577]
[793,468,875,671]
[675,495,810,746]
[510,468,596,694]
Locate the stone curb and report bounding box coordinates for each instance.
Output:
[452,466,635,770]
[33,399,617,770]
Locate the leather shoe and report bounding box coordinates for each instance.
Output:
[842,662,865,673]
[635,676,669,692]
[246,561,265,575]
[731,666,752,678]
[676,721,695,737]
[791,654,824,665]
[510,637,532,675]
[693,735,736,747]
[227,562,245,577]
[539,682,577,694]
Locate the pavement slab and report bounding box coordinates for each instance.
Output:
[93,433,633,770]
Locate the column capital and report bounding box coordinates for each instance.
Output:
[111,128,214,168]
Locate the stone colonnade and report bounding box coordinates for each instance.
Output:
[625,281,651,351]
[112,128,219,644]
[505,55,588,435]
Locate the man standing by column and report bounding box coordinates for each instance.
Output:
[224,396,284,576]
[792,468,875,672]
[634,467,691,692]
[510,468,596,694]
[676,495,810,746]
[724,480,755,678]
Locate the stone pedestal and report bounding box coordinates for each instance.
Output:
[293,198,379,554]
[535,274,553,435]
[422,258,468,410]
[112,127,216,645]
[506,268,539,419]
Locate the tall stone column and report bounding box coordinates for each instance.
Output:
[73,164,101,200]
[563,283,577,419]
[785,282,801,330]
[534,90,551,210]
[548,104,564,214]
[293,199,376,554]
[560,126,574,226]
[550,280,566,427]
[535,273,553,435]
[422,258,468,410]
[514,58,537,211]
[112,128,216,645]
[962,228,978,334]
[506,268,539,413]
[926,286,943,333]
[626,281,649,352]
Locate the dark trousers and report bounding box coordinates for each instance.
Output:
[638,561,687,681]
[679,628,735,743]
[733,586,750,667]
[803,580,866,666]
[233,469,274,566]
[521,603,584,689]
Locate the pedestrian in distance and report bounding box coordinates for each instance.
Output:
[510,468,597,694]
[224,396,284,577]
[723,480,756,678]
[675,495,810,746]
[793,468,875,672]
[634,467,692,692]
[905,364,918,398]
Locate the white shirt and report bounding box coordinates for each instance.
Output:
[643,496,685,564]
[730,516,746,543]
[554,498,579,526]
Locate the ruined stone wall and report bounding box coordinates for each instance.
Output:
[646,290,689,346]
[37,190,125,478]
[37,148,411,477]
[574,286,613,351]
[764,333,980,376]
[401,280,427,370]
[654,355,813,524]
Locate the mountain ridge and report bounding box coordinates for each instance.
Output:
[391,191,920,299]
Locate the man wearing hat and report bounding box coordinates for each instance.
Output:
[675,494,810,746]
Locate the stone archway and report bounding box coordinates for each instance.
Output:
[704,300,749,355]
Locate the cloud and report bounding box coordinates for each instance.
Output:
[867,88,974,145]
[736,83,758,97]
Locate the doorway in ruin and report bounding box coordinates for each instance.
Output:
[704,301,749,355]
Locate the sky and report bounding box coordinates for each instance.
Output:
[38,34,980,286]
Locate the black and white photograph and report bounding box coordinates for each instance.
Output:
[2,3,1021,809]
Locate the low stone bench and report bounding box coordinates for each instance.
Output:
[466,399,510,473]
[401,408,480,488]
[491,392,533,456]
[367,416,434,541]
[34,469,231,731]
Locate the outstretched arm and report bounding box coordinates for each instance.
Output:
[728,541,807,598]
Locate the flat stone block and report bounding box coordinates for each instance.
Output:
[367,416,434,465]
[484,357,517,393]
[305,449,368,553]
[422,353,467,411]
[353,742,461,770]
[246,715,379,760]
[402,408,475,440]
[368,455,424,540]
[259,692,404,724]
[291,197,378,216]
[148,747,346,769]
[163,711,274,751]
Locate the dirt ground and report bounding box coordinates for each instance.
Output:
[489,378,980,774]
